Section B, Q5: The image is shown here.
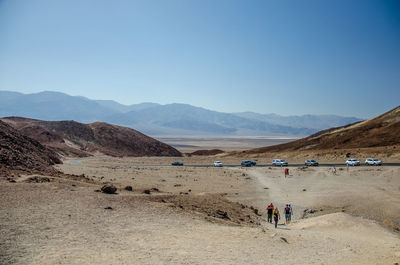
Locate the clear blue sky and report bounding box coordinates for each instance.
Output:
[0,0,399,118]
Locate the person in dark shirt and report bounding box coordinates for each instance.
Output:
[267,203,274,223]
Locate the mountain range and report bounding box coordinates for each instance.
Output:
[0,91,361,136]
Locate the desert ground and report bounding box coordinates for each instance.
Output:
[1,154,400,265]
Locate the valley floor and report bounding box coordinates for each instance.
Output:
[1,157,399,264]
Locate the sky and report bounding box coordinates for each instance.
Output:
[0,0,399,119]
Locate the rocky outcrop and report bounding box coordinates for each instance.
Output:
[1,117,182,157]
[0,120,61,176]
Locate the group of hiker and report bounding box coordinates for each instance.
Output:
[267,203,293,228]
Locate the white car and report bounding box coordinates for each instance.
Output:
[272,159,288,166]
[346,159,360,166]
[213,161,223,167]
[365,158,382,166]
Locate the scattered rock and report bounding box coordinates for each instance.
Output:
[101,184,117,194]
[25,176,51,183]
[216,210,230,220]
[302,188,307,191]
[304,208,316,214]
[174,184,182,187]
[151,187,159,192]
[280,237,289,243]
[264,187,269,189]
[94,189,101,192]
[144,189,151,194]
[104,206,113,210]
[124,185,133,191]
[253,208,261,216]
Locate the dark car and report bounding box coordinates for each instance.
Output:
[241,160,256,167]
[171,161,184,166]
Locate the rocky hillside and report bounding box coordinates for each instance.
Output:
[240,105,400,157]
[0,120,61,175]
[1,117,182,157]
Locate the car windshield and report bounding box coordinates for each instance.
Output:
[311,160,316,162]
[373,159,379,161]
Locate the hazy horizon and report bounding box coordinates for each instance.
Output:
[0,89,367,119]
[1,0,399,119]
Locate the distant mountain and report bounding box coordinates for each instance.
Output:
[107,103,315,136]
[95,100,160,113]
[1,117,182,157]
[235,112,360,131]
[0,91,115,122]
[0,90,361,136]
[240,105,400,156]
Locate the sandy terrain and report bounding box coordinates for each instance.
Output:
[1,156,399,264]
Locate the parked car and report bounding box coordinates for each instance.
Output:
[305,159,319,166]
[241,160,256,167]
[171,161,184,166]
[365,158,382,166]
[214,161,223,167]
[346,159,360,166]
[272,159,288,166]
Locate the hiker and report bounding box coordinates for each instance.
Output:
[284,168,289,177]
[284,204,291,224]
[332,167,336,175]
[267,203,274,223]
[273,207,280,228]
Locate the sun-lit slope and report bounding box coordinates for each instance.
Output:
[241,105,400,155]
[1,117,182,157]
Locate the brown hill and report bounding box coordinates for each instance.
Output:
[237,105,400,158]
[1,117,182,157]
[0,120,61,176]
[188,149,225,156]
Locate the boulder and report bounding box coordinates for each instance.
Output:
[124,185,133,191]
[101,184,117,194]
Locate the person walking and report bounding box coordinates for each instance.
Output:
[284,168,289,178]
[273,207,280,228]
[284,204,291,224]
[332,166,336,175]
[267,203,274,223]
